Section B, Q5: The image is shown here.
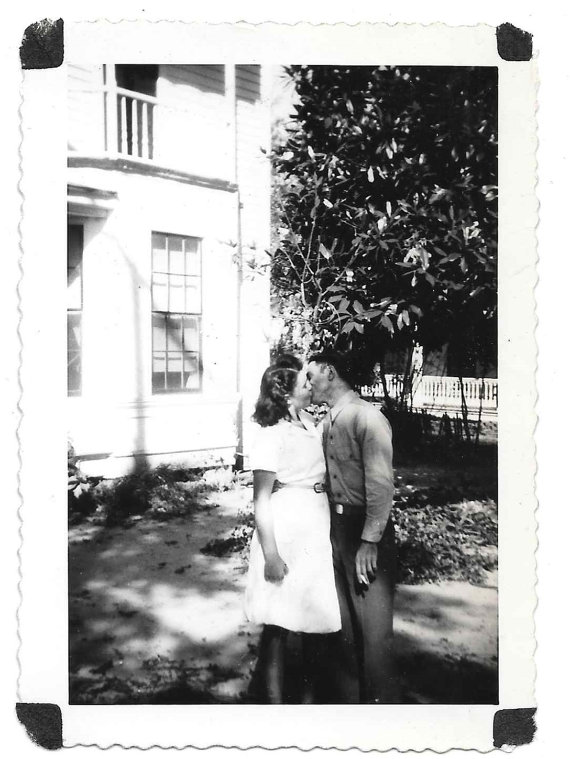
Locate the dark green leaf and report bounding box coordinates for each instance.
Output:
[353,300,364,314]
[319,243,331,259]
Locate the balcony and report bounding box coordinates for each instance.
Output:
[68,64,239,190]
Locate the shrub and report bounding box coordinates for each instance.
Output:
[93,465,216,526]
[68,441,100,521]
[199,489,497,586]
[393,496,497,584]
[200,509,255,561]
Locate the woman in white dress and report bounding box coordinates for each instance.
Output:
[245,355,341,703]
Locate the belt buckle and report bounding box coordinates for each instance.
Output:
[335,504,344,515]
[313,482,326,493]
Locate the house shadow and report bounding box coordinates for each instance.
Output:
[69,481,498,706]
[70,511,498,705]
[243,582,498,706]
[392,583,498,704]
[394,641,498,704]
[68,499,257,705]
[242,583,498,704]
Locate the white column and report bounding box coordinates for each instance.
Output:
[104,64,119,154]
[120,96,128,154]
[141,102,149,159]
[131,97,139,157]
[224,64,237,183]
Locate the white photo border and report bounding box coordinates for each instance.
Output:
[17,19,537,751]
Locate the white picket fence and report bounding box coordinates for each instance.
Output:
[360,375,498,417]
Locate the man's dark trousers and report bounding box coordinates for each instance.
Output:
[329,511,398,704]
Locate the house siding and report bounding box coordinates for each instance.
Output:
[236,65,269,248]
[155,65,230,179]
[235,66,271,456]
[67,64,271,476]
[67,64,106,154]
[68,168,241,475]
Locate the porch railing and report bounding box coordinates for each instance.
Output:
[100,83,230,179]
[116,87,155,159]
[360,375,498,416]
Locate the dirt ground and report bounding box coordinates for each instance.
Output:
[69,477,497,705]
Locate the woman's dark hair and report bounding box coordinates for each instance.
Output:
[308,350,354,386]
[272,352,303,371]
[253,364,299,427]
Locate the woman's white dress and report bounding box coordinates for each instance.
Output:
[244,413,341,633]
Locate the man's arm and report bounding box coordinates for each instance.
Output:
[352,407,394,584]
[357,407,394,544]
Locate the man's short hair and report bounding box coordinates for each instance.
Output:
[308,350,354,386]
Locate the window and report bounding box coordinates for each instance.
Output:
[151,232,202,392]
[67,224,83,396]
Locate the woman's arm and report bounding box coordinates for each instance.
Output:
[253,469,288,583]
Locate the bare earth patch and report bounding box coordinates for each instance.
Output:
[69,471,497,704]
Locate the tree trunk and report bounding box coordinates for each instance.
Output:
[398,343,414,414]
[378,362,395,418]
[457,374,472,444]
[475,377,484,446]
[474,361,488,446]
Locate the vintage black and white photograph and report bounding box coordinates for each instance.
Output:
[15,19,538,752]
[66,60,498,706]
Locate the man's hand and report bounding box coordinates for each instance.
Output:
[355,540,378,585]
[264,554,289,583]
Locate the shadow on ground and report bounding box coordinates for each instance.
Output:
[69,487,257,704]
[393,583,498,704]
[69,467,497,705]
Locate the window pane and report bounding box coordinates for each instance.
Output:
[185,279,201,313]
[67,313,81,395]
[152,313,166,350]
[184,238,200,275]
[68,312,81,350]
[152,233,168,271]
[169,274,185,312]
[67,271,82,311]
[166,352,182,389]
[183,354,200,389]
[183,316,200,351]
[166,314,183,351]
[152,352,166,391]
[152,232,203,394]
[68,226,83,268]
[169,236,184,274]
[67,225,83,310]
[152,272,169,311]
[68,352,82,395]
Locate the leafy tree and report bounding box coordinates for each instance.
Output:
[271,65,497,426]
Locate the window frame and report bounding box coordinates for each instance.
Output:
[67,223,84,397]
[151,231,203,394]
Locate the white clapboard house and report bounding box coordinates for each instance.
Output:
[67,64,271,476]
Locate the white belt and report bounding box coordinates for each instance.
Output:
[274,481,326,493]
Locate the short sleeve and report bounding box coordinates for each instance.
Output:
[249,424,283,472]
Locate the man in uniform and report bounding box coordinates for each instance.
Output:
[306,351,398,704]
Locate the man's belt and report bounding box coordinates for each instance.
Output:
[332,503,364,516]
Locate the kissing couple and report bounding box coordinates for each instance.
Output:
[244,351,399,704]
